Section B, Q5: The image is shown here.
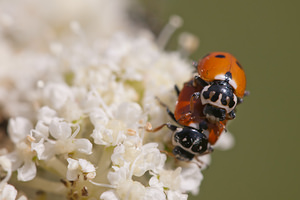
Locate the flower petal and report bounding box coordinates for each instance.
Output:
[167,190,188,200]
[78,159,95,173]
[144,187,166,200]
[17,160,36,181]
[17,195,28,200]
[1,184,18,200]
[66,158,79,181]
[8,117,32,144]
[37,106,57,124]
[49,118,72,140]
[114,102,142,127]
[100,190,119,200]
[213,130,235,150]
[107,166,127,185]
[33,121,49,139]
[31,138,45,159]
[132,143,166,177]
[74,138,93,155]
[42,83,74,110]
[180,164,203,195]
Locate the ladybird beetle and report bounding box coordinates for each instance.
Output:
[174,79,226,145]
[192,52,247,122]
[148,122,210,162]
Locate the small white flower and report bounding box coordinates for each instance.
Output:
[100,190,119,200]
[30,107,57,141]
[66,158,96,181]
[4,147,36,182]
[180,163,203,195]
[213,130,235,150]
[42,82,74,110]
[0,156,12,189]
[159,167,182,191]
[89,108,110,127]
[48,117,72,140]
[49,118,92,154]
[0,157,27,200]
[91,102,145,147]
[5,118,37,181]
[145,177,166,200]
[37,106,57,124]
[8,117,33,144]
[131,143,166,177]
[32,121,49,140]
[31,117,92,160]
[111,142,166,177]
[144,187,166,200]
[117,179,146,200]
[16,159,37,182]
[107,166,128,186]
[91,119,127,147]
[17,195,28,200]
[0,156,12,174]
[83,91,106,112]
[166,190,188,200]
[113,102,143,128]
[0,182,28,200]
[0,184,18,200]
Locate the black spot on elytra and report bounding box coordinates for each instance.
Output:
[203,91,210,99]
[221,97,228,106]
[211,92,219,102]
[228,99,235,108]
[215,54,226,58]
[236,60,243,69]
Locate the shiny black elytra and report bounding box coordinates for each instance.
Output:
[172,125,209,161]
[147,122,210,161]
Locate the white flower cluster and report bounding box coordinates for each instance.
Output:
[0,0,234,200]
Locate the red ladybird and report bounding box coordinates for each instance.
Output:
[193,52,247,122]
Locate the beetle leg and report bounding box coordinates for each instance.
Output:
[174,84,180,96]
[145,122,178,132]
[192,60,198,68]
[155,97,179,124]
[238,90,250,104]
[227,110,236,119]
[193,147,214,168]
[244,90,250,96]
[193,75,208,87]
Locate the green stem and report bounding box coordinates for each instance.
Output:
[14,176,67,195]
[38,157,67,177]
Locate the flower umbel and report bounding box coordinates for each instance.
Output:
[0,1,235,199]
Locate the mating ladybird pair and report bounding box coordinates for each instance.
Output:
[148,52,248,162]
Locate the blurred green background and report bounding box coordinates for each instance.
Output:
[138,0,299,199]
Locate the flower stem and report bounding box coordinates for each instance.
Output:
[14,176,67,195]
[38,157,67,177]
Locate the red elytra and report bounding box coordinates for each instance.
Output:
[197,52,246,98]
